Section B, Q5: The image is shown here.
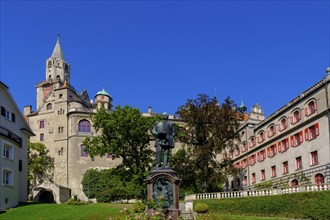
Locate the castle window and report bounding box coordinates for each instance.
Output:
[278,117,288,131]
[48,75,52,81]
[291,109,301,124]
[56,75,60,81]
[310,151,318,166]
[39,120,45,129]
[271,165,276,177]
[261,169,266,181]
[47,103,52,110]
[40,133,44,141]
[78,120,91,132]
[240,142,247,153]
[267,144,277,158]
[251,173,256,183]
[80,145,88,157]
[257,149,266,162]
[290,131,303,147]
[305,100,317,117]
[267,124,276,137]
[257,131,265,143]
[249,137,256,148]
[59,94,63,99]
[305,123,319,141]
[48,61,52,67]
[249,154,256,166]
[278,138,289,153]
[295,156,302,170]
[282,161,289,174]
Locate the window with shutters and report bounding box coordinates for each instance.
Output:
[268,124,276,138]
[261,169,266,181]
[267,144,277,158]
[278,138,289,153]
[241,142,247,153]
[257,131,265,143]
[305,123,319,141]
[291,131,303,147]
[249,154,256,166]
[242,158,248,168]
[310,151,318,166]
[271,165,276,177]
[258,149,266,162]
[278,117,288,131]
[249,137,256,148]
[282,161,289,174]
[291,109,301,125]
[305,100,317,117]
[252,173,256,183]
[296,156,302,170]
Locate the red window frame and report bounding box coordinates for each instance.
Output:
[278,118,288,131]
[282,161,289,174]
[258,131,265,143]
[249,137,256,148]
[305,123,319,141]
[39,120,45,129]
[310,151,318,166]
[291,131,303,147]
[252,173,256,183]
[278,138,289,153]
[271,165,276,177]
[243,176,247,186]
[268,125,276,138]
[267,144,277,157]
[291,110,301,125]
[305,101,317,117]
[257,149,266,162]
[261,169,266,181]
[296,156,302,170]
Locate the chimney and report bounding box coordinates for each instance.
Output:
[24,105,32,115]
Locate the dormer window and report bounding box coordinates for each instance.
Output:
[291,109,301,125]
[305,100,317,117]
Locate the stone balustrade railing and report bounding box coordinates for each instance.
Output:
[184,184,329,212]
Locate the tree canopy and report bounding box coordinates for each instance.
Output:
[28,142,54,196]
[176,94,244,192]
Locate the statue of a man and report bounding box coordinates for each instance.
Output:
[152,112,176,167]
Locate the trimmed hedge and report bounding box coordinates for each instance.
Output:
[194,191,330,220]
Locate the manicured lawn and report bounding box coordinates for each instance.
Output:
[0,203,289,220]
[0,203,131,220]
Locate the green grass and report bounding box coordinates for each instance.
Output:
[0,203,131,220]
[0,203,292,220]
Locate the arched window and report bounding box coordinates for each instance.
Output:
[291,109,301,124]
[291,179,299,187]
[46,103,52,110]
[257,131,265,143]
[268,124,276,137]
[78,119,91,132]
[314,173,324,187]
[48,61,52,67]
[56,75,60,81]
[279,117,287,131]
[305,100,317,117]
[249,137,256,148]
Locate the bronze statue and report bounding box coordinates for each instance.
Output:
[152,112,176,167]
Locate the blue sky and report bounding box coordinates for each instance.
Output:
[1,1,329,116]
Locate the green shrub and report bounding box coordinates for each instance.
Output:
[194,202,209,213]
[194,191,330,220]
[132,200,146,213]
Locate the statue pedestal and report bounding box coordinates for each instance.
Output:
[145,167,181,219]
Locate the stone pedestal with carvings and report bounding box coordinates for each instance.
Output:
[145,167,181,219]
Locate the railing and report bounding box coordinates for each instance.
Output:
[184,184,329,211]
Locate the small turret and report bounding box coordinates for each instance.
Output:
[94,88,113,110]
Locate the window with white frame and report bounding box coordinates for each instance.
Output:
[2,169,13,186]
[3,143,14,160]
[1,106,16,122]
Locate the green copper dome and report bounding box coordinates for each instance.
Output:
[95,88,111,98]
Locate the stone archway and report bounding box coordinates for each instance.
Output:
[291,179,299,187]
[35,189,55,203]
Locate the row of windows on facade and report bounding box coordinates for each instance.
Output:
[47,60,69,70]
[80,145,113,159]
[38,119,91,140]
[238,100,318,153]
[1,106,16,123]
[241,150,319,186]
[44,103,66,115]
[235,122,319,158]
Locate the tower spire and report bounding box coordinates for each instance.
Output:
[51,33,65,60]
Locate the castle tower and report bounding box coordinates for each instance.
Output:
[45,34,70,85]
[94,88,113,110]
